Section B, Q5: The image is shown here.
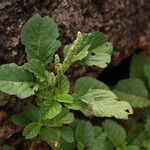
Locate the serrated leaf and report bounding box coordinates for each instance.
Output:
[130,53,149,80]
[23,122,41,139]
[75,77,109,96]
[75,120,95,147]
[21,15,61,64]
[60,127,74,143]
[40,127,60,145]
[49,108,74,127]
[55,94,73,103]
[103,119,126,146]
[41,101,62,120]
[114,79,150,108]
[23,59,46,81]
[81,89,133,119]
[144,64,150,89]
[0,63,38,98]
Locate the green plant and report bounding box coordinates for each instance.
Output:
[0,15,133,149]
[114,53,150,108]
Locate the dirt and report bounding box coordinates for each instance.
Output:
[0,0,150,149]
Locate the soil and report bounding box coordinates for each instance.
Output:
[0,0,150,149]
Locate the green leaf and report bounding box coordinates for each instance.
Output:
[49,108,74,127]
[24,104,40,121]
[40,127,60,144]
[75,120,95,147]
[60,127,74,143]
[130,53,149,80]
[103,119,126,147]
[11,113,30,127]
[57,75,70,94]
[23,122,41,139]
[126,145,140,150]
[81,89,133,119]
[1,145,15,150]
[55,94,73,103]
[21,15,61,64]
[114,79,150,108]
[41,101,62,120]
[83,42,112,68]
[79,32,112,68]
[23,59,46,81]
[75,77,109,96]
[65,94,88,113]
[144,64,150,89]
[0,63,38,98]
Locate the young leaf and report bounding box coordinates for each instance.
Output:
[81,89,133,119]
[49,108,74,127]
[130,53,149,80]
[103,119,126,147]
[114,79,150,108]
[60,127,74,143]
[57,75,70,94]
[21,15,61,64]
[40,127,60,145]
[75,77,109,96]
[23,59,46,81]
[41,101,62,120]
[0,63,38,98]
[23,122,41,139]
[55,94,73,103]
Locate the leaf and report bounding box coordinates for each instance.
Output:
[23,59,46,81]
[103,119,126,146]
[0,63,38,98]
[83,42,112,68]
[144,64,150,89]
[75,120,95,147]
[65,94,88,113]
[57,75,70,94]
[55,94,73,103]
[40,127,60,144]
[64,32,112,68]
[23,122,41,139]
[49,108,74,127]
[130,53,149,80]
[21,15,61,64]
[79,32,112,68]
[114,79,150,108]
[126,145,140,150]
[60,127,74,143]
[1,145,15,150]
[81,89,133,119]
[11,113,30,127]
[75,77,109,96]
[41,101,62,120]
[24,104,40,121]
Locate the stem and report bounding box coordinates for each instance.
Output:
[29,141,36,150]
